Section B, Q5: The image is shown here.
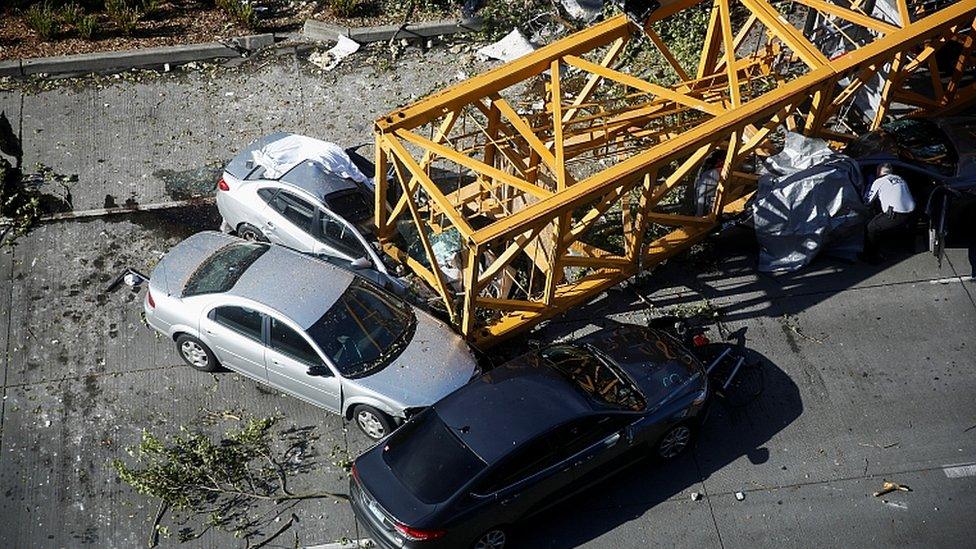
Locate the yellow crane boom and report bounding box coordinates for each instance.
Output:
[373,0,976,345]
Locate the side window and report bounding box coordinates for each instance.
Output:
[269,317,325,368]
[257,187,278,204]
[271,191,315,233]
[318,214,366,258]
[211,306,263,342]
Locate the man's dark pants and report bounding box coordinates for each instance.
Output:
[865,209,912,257]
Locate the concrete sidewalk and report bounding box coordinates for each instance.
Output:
[0,46,490,214]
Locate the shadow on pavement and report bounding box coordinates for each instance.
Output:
[517,346,801,547]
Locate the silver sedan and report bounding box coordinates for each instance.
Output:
[216,132,401,292]
[143,231,478,440]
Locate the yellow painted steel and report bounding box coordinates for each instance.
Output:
[374,0,976,346]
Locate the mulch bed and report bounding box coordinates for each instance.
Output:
[0,0,455,62]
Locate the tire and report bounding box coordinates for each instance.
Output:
[472,527,508,549]
[353,405,396,441]
[237,223,268,242]
[175,334,219,372]
[654,423,695,461]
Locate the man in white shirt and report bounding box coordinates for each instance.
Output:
[862,163,916,263]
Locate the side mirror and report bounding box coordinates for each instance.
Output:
[306,364,330,377]
[350,256,372,270]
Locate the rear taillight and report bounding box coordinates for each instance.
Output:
[146,290,156,308]
[692,334,709,347]
[393,523,446,542]
[217,177,229,191]
[350,462,359,483]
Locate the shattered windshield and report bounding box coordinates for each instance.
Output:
[182,242,267,297]
[306,279,416,378]
[846,119,957,176]
[540,345,646,411]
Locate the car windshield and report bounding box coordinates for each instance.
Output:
[384,410,486,504]
[540,345,646,411]
[306,278,416,378]
[182,242,267,297]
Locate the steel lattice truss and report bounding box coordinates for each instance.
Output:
[373,0,976,345]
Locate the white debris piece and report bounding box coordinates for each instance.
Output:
[251,134,370,185]
[477,30,536,62]
[560,0,603,22]
[735,491,745,501]
[309,35,361,71]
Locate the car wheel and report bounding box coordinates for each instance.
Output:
[354,405,395,440]
[176,334,219,372]
[472,527,507,549]
[655,423,694,460]
[237,223,268,242]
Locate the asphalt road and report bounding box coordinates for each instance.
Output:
[1,49,975,548]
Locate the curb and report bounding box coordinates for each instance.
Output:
[0,33,276,78]
[303,18,482,44]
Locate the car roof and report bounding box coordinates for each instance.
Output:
[158,231,355,328]
[226,132,362,201]
[277,161,359,201]
[226,242,355,328]
[433,358,596,465]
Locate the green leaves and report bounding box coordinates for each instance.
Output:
[113,416,348,544]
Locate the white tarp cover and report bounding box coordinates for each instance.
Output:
[251,134,370,185]
[753,132,869,272]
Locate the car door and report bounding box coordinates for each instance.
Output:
[262,190,318,252]
[264,315,342,412]
[312,209,371,262]
[565,414,641,488]
[470,419,598,522]
[200,305,268,382]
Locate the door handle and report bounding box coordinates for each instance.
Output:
[266,221,276,230]
[500,493,520,505]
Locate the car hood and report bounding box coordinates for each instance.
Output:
[352,312,478,409]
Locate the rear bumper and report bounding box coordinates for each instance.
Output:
[349,479,400,549]
[349,478,458,549]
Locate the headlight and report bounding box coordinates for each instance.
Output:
[692,377,708,405]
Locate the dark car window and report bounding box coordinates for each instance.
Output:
[845,119,957,176]
[271,191,315,232]
[269,317,322,366]
[257,187,278,204]
[211,306,263,341]
[325,190,373,224]
[475,415,623,494]
[306,279,416,378]
[317,214,365,258]
[183,242,268,297]
[384,411,486,504]
[540,345,646,412]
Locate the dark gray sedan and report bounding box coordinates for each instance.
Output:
[350,324,709,549]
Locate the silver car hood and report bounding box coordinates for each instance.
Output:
[352,312,477,409]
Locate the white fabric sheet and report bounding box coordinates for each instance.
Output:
[251,134,370,185]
